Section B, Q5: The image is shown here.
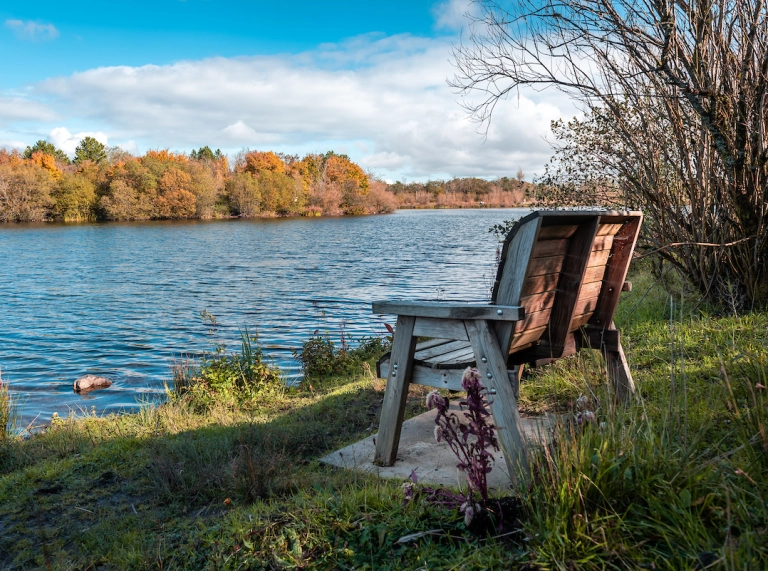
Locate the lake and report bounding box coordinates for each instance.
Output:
[0,208,528,425]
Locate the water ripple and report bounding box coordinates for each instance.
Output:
[0,209,527,423]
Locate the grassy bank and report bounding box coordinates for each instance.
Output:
[1,267,767,569]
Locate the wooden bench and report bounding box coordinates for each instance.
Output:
[371,210,642,474]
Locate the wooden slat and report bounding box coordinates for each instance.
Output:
[570,313,593,329]
[534,332,579,363]
[545,217,600,358]
[592,235,615,251]
[582,265,607,284]
[422,344,473,364]
[587,249,611,267]
[512,307,552,333]
[537,225,577,239]
[509,325,548,350]
[531,238,569,258]
[372,301,523,321]
[590,216,643,328]
[431,347,477,366]
[526,255,565,276]
[414,338,453,351]
[574,296,600,315]
[521,273,560,296]
[374,315,417,466]
[414,340,471,361]
[596,223,624,236]
[578,280,603,300]
[520,290,557,313]
[413,317,468,341]
[379,361,465,390]
[494,217,542,354]
[466,320,528,479]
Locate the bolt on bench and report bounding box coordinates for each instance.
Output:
[372,210,642,475]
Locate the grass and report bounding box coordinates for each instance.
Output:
[1,264,767,569]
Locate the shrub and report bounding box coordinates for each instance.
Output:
[295,333,390,381]
[172,329,283,407]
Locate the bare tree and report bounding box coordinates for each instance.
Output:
[451,0,768,308]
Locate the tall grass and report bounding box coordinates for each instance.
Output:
[519,338,768,569]
[0,369,16,441]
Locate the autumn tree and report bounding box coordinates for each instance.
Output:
[452,0,768,308]
[239,150,286,175]
[74,137,107,164]
[23,140,70,164]
[0,161,56,222]
[155,167,197,218]
[52,173,96,222]
[226,172,261,217]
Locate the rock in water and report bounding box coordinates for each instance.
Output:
[74,374,112,393]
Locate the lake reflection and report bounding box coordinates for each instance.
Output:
[0,208,528,423]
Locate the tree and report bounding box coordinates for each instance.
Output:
[52,173,96,222]
[452,0,768,308]
[74,136,107,164]
[190,146,223,162]
[23,140,70,164]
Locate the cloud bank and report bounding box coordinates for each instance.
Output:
[6,33,574,179]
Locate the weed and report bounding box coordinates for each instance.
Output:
[295,332,390,381]
[0,369,16,441]
[171,328,283,408]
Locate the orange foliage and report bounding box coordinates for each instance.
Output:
[239,151,285,175]
[324,155,369,193]
[159,168,192,195]
[154,189,197,219]
[144,149,189,164]
[29,151,62,178]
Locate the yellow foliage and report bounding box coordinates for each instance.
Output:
[29,151,62,178]
[240,151,286,175]
[144,149,189,164]
[325,155,369,194]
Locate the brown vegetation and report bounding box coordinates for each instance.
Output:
[387,176,530,209]
[0,146,397,223]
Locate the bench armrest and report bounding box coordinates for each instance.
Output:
[372,300,524,321]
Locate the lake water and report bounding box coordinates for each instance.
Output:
[0,208,528,425]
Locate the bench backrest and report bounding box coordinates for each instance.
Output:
[491,211,642,360]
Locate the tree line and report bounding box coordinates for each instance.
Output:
[0,138,397,223]
[0,137,536,223]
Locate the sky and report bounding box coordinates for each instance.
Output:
[0,0,575,181]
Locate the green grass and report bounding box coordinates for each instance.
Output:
[1,265,767,569]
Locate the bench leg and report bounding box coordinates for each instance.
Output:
[374,315,417,466]
[465,320,528,482]
[508,365,524,401]
[604,340,635,404]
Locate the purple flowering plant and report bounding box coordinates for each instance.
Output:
[404,367,501,525]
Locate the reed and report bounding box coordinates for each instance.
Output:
[0,369,15,441]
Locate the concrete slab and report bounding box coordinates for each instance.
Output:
[320,401,555,491]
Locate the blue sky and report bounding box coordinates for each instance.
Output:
[0,0,572,181]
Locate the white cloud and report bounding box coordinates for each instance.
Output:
[10,33,576,179]
[5,19,59,41]
[432,0,477,31]
[0,139,26,150]
[49,127,108,157]
[0,96,57,125]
